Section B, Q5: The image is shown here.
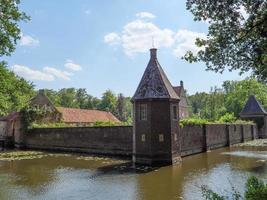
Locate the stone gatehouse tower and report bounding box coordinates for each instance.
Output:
[132,48,181,165]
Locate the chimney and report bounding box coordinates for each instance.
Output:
[180,80,184,87]
[150,48,157,59]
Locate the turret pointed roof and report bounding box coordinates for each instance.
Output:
[132,48,179,101]
[240,95,267,117]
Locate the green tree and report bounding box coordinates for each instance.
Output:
[224,78,267,117]
[0,0,33,116]
[98,90,117,114]
[0,62,34,116]
[58,88,78,108]
[76,88,88,109]
[0,0,30,57]
[185,0,267,82]
[116,93,132,122]
[188,78,267,120]
[44,89,60,106]
[116,93,127,121]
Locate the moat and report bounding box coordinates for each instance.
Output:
[0,146,266,200]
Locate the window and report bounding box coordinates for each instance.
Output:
[159,134,164,142]
[172,105,178,120]
[141,134,146,142]
[140,104,147,120]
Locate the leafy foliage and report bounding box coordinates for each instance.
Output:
[245,176,267,200]
[185,0,267,82]
[21,106,53,131]
[43,88,132,122]
[0,1,34,116]
[188,78,267,120]
[179,118,208,127]
[0,62,34,116]
[218,113,236,123]
[201,176,267,200]
[0,0,30,57]
[30,120,131,128]
[98,90,117,114]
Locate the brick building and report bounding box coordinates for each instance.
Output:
[173,81,190,118]
[132,48,181,165]
[30,90,120,126]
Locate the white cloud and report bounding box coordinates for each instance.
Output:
[105,19,175,56]
[104,13,206,57]
[11,65,74,82]
[43,67,72,80]
[20,34,40,47]
[12,65,54,81]
[173,29,206,57]
[64,59,82,71]
[136,12,156,19]
[104,32,121,44]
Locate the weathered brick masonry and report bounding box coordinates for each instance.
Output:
[180,124,257,156]
[23,124,257,158]
[25,126,133,156]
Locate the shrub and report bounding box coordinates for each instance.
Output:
[201,176,267,200]
[29,121,130,128]
[218,113,236,123]
[179,118,209,128]
[245,176,267,200]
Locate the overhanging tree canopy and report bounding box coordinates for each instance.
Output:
[185,0,267,82]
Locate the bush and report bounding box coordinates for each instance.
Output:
[245,176,267,200]
[218,113,236,123]
[30,121,130,128]
[201,176,267,200]
[179,118,209,128]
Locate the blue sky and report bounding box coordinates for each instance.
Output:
[7,0,249,97]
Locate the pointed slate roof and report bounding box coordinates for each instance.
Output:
[240,95,267,117]
[132,48,179,100]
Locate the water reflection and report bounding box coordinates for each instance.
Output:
[0,147,266,200]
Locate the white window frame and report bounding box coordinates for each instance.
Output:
[140,104,147,121]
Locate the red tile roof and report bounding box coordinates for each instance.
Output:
[56,107,120,123]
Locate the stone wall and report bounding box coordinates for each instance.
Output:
[25,126,133,156]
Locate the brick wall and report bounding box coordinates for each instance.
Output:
[181,124,256,156]
[25,126,133,156]
[181,125,205,156]
[206,124,228,149]
[23,124,257,158]
[228,124,243,145]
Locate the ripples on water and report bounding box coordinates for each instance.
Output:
[222,151,267,160]
[0,147,266,200]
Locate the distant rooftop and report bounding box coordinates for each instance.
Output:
[56,107,120,123]
[240,95,267,117]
